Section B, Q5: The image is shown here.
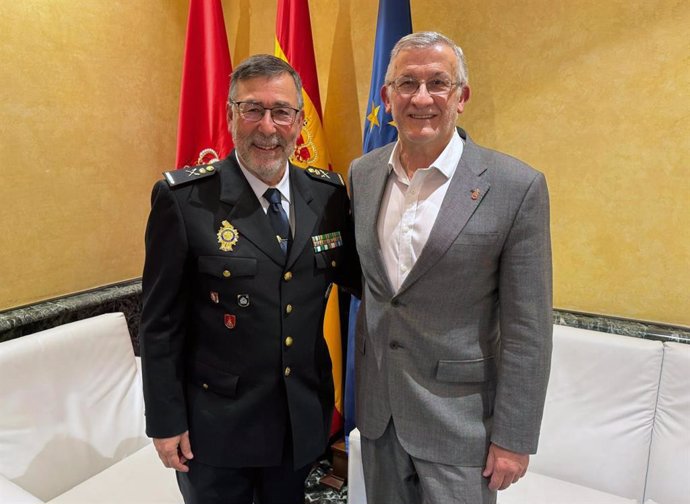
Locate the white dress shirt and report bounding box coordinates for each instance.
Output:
[377,130,464,292]
[236,153,294,235]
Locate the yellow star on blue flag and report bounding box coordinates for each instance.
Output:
[361,0,411,154]
[367,102,381,130]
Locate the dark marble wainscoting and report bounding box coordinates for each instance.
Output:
[0,280,143,352]
[1,279,689,348]
[553,309,690,344]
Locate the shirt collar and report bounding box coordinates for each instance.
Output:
[387,129,464,182]
[235,152,291,203]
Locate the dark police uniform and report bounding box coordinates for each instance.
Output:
[139,153,359,480]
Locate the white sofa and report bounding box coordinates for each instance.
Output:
[0,312,182,503]
[348,325,690,504]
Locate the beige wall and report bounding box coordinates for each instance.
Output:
[1,1,688,327]
[0,1,187,309]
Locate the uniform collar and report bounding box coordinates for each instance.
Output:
[235,151,291,203]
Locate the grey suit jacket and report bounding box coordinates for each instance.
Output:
[349,128,552,466]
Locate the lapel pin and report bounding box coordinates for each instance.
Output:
[471,189,480,200]
[210,291,220,304]
[224,314,236,330]
[237,294,250,308]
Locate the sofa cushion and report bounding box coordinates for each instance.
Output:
[0,473,44,504]
[530,325,663,501]
[45,443,181,503]
[498,471,638,504]
[347,428,367,504]
[643,342,690,504]
[0,313,149,501]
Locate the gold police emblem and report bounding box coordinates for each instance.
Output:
[217,220,239,252]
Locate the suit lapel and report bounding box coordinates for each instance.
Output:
[397,131,490,295]
[286,166,317,269]
[359,146,396,298]
[218,154,285,265]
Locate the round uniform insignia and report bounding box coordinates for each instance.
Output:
[217,220,239,252]
[237,294,250,308]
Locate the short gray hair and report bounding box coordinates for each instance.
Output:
[385,31,468,88]
[228,54,304,109]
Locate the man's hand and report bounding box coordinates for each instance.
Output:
[153,431,193,472]
[482,443,529,491]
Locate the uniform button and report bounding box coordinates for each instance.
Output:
[202,383,209,390]
[284,366,292,377]
[285,336,294,347]
[286,304,293,314]
[223,270,231,278]
[331,260,337,267]
[283,271,293,281]
[391,299,400,307]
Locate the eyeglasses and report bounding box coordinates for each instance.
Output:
[230,101,301,126]
[388,77,459,97]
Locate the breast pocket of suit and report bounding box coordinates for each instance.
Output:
[454,232,499,247]
[197,255,258,281]
[448,232,501,270]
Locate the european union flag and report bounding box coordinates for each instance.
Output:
[362,0,412,154]
[345,0,412,450]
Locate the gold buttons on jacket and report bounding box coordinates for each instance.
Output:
[223,270,231,278]
[283,271,293,281]
[202,383,209,390]
[285,304,293,314]
[331,260,337,267]
[285,336,294,347]
[284,366,292,376]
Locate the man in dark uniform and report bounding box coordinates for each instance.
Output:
[139,54,359,504]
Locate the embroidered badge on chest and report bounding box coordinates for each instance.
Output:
[217,220,239,252]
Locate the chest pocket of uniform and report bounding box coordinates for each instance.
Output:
[198,256,257,279]
[314,248,343,270]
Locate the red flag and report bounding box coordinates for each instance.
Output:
[175,0,233,168]
[275,0,343,437]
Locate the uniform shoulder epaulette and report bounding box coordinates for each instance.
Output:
[305,167,344,186]
[163,163,218,187]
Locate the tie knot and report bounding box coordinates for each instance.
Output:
[264,188,282,205]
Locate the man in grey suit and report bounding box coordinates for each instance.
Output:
[349,32,553,503]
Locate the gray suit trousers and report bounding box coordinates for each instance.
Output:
[361,420,497,504]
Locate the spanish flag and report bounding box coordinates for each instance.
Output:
[275,0,343,437]
[175,0,233,168]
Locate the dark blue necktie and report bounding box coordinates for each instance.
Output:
[264,188,290,256]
